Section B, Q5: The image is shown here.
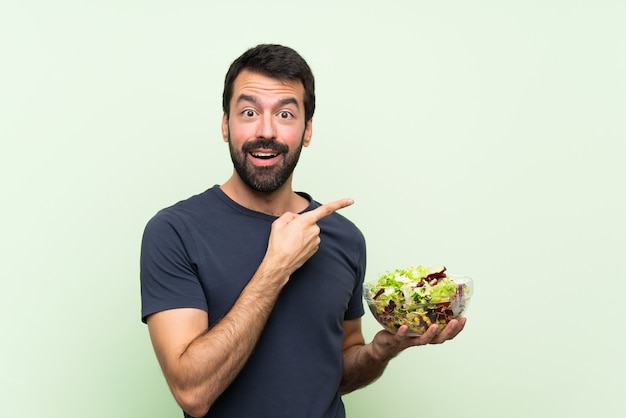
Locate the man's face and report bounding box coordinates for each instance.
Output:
[222,70,312,193]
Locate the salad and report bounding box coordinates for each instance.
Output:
[364,265,471,336]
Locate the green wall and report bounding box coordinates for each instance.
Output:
[1,1,624,417]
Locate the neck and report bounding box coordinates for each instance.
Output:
[220,174,308,216]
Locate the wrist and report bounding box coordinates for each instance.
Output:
[251,259,291,290]
[365,340,394,365]
[369,332,405,363]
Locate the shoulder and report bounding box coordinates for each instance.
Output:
[142,187,221,240]
[147,187,220,223]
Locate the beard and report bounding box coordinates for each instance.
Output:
[228,133,305,193]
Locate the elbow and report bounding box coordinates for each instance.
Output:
[182,406,210,418]
[339,384,353,396]
[171,387,212,418]
[339,378,361,396]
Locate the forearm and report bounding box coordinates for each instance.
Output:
[340,343,392,394]
[151,204,346,416]
[168,264,289,416]
[339,320,466,396]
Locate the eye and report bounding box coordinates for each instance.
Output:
[278,110,293,119]
[242,108,257,118]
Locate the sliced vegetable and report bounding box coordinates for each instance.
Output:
[365,265,471,335]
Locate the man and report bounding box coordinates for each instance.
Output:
[140,44,465,418]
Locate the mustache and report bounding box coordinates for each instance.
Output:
[242,138,289,154]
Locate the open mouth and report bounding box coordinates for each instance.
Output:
[243,139,288,166]
[248,149,283,167]
[250,151,279,160]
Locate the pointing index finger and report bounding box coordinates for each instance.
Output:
[304,198,354,222]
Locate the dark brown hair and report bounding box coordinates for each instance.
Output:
[222,44,316,123]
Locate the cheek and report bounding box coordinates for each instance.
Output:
[282,125,307,143]
[227,123,253,143]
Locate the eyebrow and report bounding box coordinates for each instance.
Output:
[236,94,300,109]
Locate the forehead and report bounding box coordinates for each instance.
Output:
[232,69,305,105]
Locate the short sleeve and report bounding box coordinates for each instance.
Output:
[343,231,366,321]
[140,210,208,323]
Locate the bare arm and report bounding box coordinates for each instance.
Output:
[147,198,354,417]
[147,261,288,417]
[340,317,467,394]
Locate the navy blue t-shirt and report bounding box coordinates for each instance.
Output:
[140,186,366,418]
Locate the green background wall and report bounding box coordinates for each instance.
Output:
[2,1,624,417]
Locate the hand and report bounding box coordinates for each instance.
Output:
[371,317,467,360]
[265,198,354,276]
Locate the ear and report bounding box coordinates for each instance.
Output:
[221,113,229,142]
[303,119,313,147]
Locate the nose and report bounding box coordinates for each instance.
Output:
[256,113,276,140]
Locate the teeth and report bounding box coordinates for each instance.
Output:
[251,152,277,158]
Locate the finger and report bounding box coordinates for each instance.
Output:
[443,317,466,340]
[401,324,438,346]
[417,324,440,345]
[303,198,354,223]
[275,211,298,224]
[431,318,465,344]
[395,325,409,338]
